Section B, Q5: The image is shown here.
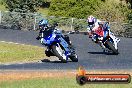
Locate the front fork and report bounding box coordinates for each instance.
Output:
[109,33,120,50]
[59,37,71,59]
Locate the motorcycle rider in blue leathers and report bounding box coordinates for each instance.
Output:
[36,19,72,46]
[36,19,61,44]
[36,19,49,44]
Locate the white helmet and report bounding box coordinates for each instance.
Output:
[87,15,96,25]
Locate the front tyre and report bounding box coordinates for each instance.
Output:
[52,43,67,63]
[69,54,78,62]
[105,41,119,55]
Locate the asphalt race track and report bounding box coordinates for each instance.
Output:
[0,29,132,70]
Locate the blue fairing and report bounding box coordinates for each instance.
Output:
[42,30,71,57]
[44,33,56,45]
[59,37,70,52]
[103,30,108,38]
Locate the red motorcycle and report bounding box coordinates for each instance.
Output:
[90,23,120,54]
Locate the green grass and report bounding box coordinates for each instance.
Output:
[0,77,131,88]
[0,42,46,63]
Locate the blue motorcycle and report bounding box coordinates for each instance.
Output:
[36,26,78,63]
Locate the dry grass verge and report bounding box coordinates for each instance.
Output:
[0,70,132,82]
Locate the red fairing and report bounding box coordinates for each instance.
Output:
[95,27,104,37]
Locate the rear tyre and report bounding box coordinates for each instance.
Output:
[52,43,67,63]
[105,41,119,55]
[45,49,54,57]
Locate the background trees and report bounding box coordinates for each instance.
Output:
[4,0,42,13]
[48,0,131,23]
[0,0,131,23]
[49,0,102,19]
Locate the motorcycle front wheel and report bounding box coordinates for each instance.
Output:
[52,43,67,63]
[69,53,78,62]
[105,41,119,55]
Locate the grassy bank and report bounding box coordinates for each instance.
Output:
[0,42,45,63]
[0,71,132,88]
[0,77,131,88]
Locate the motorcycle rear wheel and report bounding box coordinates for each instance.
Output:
[45,49,54,57]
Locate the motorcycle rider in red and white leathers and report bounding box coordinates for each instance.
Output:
[87,15,101,37]
[87,15,120,52]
